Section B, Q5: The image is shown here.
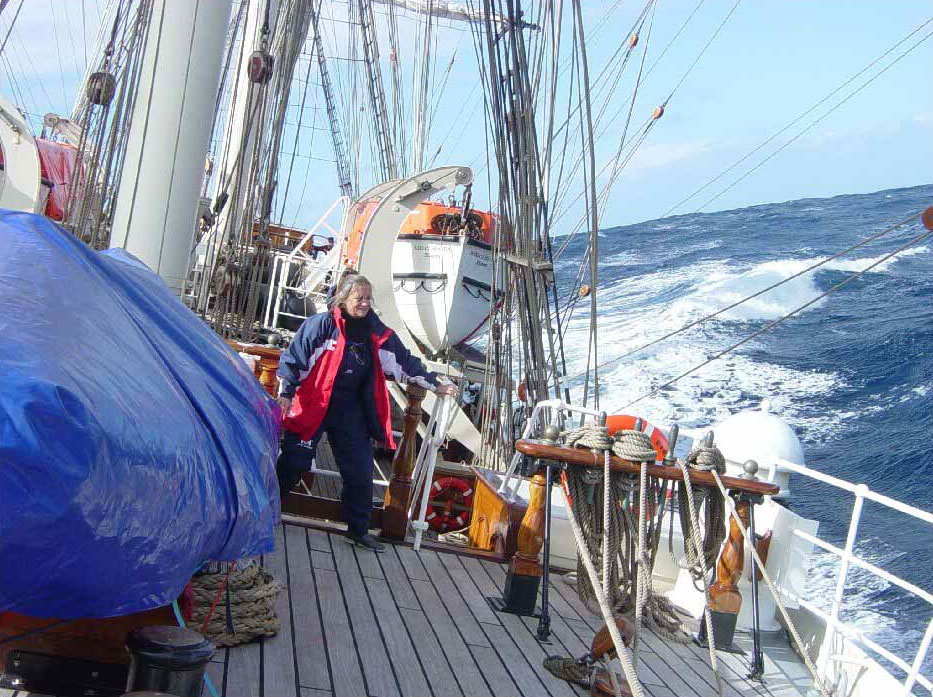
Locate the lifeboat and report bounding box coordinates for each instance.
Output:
[342,198,500,355]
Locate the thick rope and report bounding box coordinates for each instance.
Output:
[709,471,832,696]
[562,473,645,697]
[634,461,648,657]
[677,462,725,697]
[562,425,657,462]
[563,425,689,643]
[678,444,727,588]
[190,561,281,648]
[603,449,611,600]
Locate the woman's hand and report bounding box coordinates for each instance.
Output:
[276,396,292,414]
[435,383,457,398]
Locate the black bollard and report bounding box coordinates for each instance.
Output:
[125,626,214,697]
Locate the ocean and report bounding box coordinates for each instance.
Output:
[553,183,933,678]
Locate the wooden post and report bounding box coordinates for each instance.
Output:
[511,470,547,576]
[698,494,750,648]
[381,383,426,540]
[258,358,279,397]
[709,496,749,614]
[497,468,547,615]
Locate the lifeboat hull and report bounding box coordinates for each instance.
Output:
[391,233,497,354]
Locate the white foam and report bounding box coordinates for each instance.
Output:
[558,244,928,441]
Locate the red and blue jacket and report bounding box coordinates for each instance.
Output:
[277,307,438,446]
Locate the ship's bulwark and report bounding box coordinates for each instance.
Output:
[0,211,280,619]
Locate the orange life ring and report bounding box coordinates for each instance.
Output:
[425,476,474,532]
[605,414,669,462]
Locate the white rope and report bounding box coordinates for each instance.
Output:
[563,482,645,697]
[709,471,832,696]
[634,461,648,657]
[603,449,611,599]
[677,462,725,697]
[600,448,619,697]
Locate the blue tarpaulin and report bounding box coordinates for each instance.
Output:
[0,211,281,619]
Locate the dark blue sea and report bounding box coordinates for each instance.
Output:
[554,183,933,679]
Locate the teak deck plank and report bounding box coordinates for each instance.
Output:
[306,528,332,553]
[396,545,431,581]
[312,563,366,697]
[442,555,503,626]
[378,546,422,612]
[407,575,497,697]
[462,558,580,697]
[226,637,261,697]
[363,575,433,697]
[355,543,385,580]
[262,526,299,697]
[205,649,227,697]
[328,534,400,697]
[212,522,807,697]
[398,605,462,697]
[467,643,523,696]
[284,525,331,693]
[476,560,592,697]
[417,551,492,648]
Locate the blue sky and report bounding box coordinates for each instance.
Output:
[2,0,930,230]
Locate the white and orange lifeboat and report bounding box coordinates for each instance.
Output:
[343,198,500,356]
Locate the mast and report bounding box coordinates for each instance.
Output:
[109,0,233,296]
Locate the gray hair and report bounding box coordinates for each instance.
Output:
[328,272,373,311]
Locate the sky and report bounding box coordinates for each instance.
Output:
[1,0,931,231]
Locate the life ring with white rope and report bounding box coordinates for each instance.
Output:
[607,414,672,519]
[425,476,474,532]
[605,414,669,461]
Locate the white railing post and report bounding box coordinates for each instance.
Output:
[408,395,454,551]
[820,484,867,679]
[901,617,933,696]
[497,399,602,500]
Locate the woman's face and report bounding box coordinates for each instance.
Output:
[344,284,373,318]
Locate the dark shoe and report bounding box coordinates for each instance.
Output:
[348,532,385,553]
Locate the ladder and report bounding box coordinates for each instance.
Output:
[309,0,354,198]
[357,0,398,181]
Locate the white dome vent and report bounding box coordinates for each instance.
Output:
[712,402,803,498]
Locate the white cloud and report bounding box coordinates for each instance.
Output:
[624,140,712,172]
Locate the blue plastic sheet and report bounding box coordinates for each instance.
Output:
[0,211,280,619]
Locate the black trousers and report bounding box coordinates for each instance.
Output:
[277,402,376,537]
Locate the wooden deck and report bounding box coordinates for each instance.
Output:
[201,521,812,697]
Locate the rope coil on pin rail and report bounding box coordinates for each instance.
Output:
[560,421,690,643]
[678,436,728,589]
[559,416,645,697]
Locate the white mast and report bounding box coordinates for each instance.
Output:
[109,0,232,296]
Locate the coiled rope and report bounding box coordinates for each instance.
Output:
[677,455,725,696]
[190,560,281,648]
[678,443,727,588]
[562,424,689,644]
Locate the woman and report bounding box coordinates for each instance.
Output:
[275,273,456,552]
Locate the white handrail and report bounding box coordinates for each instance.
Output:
[497,399,602,499]
[263,196,348,330]
[735,456,932,693]
[773,458,933,524]
[408,395,454,551]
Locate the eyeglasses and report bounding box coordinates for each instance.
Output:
[348,294,372,303]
